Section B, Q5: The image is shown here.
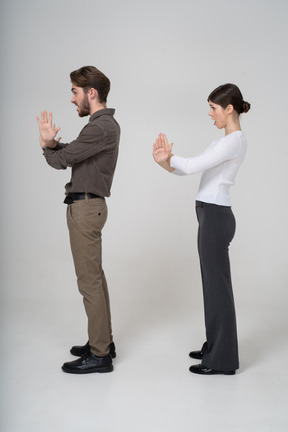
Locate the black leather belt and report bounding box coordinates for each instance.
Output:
[64,193,102,204]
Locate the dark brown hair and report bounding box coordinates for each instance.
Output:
[70,66,110,103]
[208,83,250,114]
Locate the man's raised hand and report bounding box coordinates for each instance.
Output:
[36,110,61,148]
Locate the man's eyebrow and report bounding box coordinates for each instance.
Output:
[71,87,77,92]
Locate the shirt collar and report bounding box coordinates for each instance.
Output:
[89,108,115,122]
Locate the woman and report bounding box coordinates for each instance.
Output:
[153,83,250,375]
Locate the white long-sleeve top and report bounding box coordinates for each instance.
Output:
[170,131,247,206]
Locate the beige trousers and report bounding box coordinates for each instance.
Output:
[66,196,112,356]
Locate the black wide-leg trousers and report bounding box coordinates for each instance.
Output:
[196,201,239,371]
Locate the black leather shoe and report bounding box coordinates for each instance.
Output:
[189,342,207,360]
[189,364,235,375]
[70,341,116,358]
[189,350,204,360]
[62,352,113,374]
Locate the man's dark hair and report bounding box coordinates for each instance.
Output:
[70,66,110,103]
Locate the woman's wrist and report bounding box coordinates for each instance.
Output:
[167,153,174,164]
[158,158,174,172]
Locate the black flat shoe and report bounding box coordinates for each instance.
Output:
[189,364,235,375]
[189,350,204,360]
[70,341,116,358]
[189,342,207,360]
[62,352,113,374]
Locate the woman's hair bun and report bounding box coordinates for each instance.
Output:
[242,101,251,113]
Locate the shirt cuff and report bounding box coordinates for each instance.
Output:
[170,155,187,176]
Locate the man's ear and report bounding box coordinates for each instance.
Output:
[88,87,99,101]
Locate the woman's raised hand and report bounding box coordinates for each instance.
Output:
[153,133,173,163]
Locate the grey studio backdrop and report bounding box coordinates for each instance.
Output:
[1,0,287,347]
[0,0,287,428]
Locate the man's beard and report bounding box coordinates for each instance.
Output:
[78,94,90,117]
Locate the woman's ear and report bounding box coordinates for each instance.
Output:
[226,104,234,114]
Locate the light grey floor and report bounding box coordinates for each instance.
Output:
[1,295,287,432]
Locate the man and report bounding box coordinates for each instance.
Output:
[37,66,120,374]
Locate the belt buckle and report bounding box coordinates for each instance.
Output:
[64,196,74,204]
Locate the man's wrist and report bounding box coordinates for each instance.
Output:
[46,139,57,148]
[40,138,57,149]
